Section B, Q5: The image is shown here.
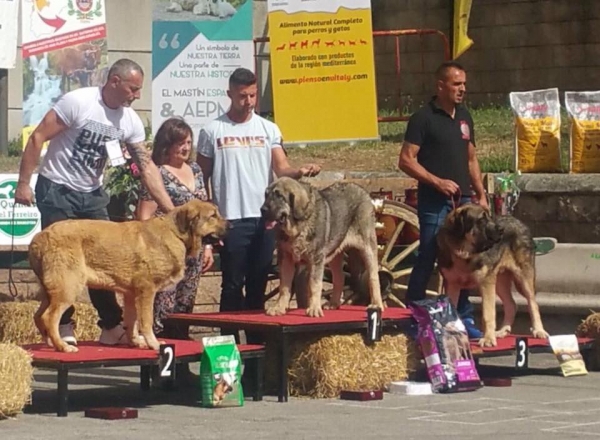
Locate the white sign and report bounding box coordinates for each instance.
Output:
[0,0,19,68]
[152,0,255,141]
[0,174,42,245]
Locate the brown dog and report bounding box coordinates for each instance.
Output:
[437,203,548,347]
[29,200,228,353]
[213,377,233,405]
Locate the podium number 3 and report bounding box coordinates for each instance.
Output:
[160,345,175,377]
[516,338,528,369]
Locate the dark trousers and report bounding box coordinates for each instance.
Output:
[219,217,276,343]
[35,175,123,329]
[406,193,474,320]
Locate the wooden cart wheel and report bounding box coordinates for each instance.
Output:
[267,199,444,309]
[330,199,443,308]
[373,199,443,307]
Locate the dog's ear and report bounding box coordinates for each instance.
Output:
[175,205,191,234]
[175,204,202,258]
[484,222,503,243]
[289,185,311,221]
[479,214,503,250]
[449,209,468,236]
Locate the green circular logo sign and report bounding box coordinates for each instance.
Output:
[0,178,40,238]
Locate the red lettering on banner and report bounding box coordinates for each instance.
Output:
[22,25,107,57]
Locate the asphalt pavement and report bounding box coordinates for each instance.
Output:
[2,353,600,440]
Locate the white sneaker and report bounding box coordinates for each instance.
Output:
[47,323,77,347]
[98,324,130,346]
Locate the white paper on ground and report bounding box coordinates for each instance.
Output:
[388,381,433,396]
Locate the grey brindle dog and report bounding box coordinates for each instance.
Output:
[261,177,385,317]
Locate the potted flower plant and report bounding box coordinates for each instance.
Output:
[104,142,152,222]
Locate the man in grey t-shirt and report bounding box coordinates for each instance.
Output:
[197,68,320,343]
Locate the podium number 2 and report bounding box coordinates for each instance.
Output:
[160,345,175,377]
[516,337,528,369]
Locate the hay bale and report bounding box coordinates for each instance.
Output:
[265,332,419,398]
[0,301,100,345]
[0,343,33,419]
[576,312,600,370]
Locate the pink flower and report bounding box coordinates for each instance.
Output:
[130,163,140,177]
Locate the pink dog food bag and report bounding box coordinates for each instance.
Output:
[409,297,482,393]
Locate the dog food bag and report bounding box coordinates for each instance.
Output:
[548,334,588,377]
[409,297,482,393]
[565,91,600,173]
[509,88,562,173]
[200,335,244,408]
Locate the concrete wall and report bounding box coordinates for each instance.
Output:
[373,0,600,111]
[513,174,600,244]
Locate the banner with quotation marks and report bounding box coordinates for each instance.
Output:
[152,0,254,140]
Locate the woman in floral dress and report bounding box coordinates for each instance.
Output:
[137,117,214,339]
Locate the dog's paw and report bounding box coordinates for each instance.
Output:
[266,305,287,316]
[478,334,497,348]
[531,328,550,339]
[306,304,324,318]
[495,325,512,338]
[131,336,149,350]
[324,301,341,310]
[147,340,161,351]
[60,344,79,353]
[368,303,385,311]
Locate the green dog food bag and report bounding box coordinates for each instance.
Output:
[200,335,244,408]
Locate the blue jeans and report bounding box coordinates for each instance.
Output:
[35,175,123,329]
[406,194,475,320]
[219,217,276,313]
[219,217,276,344]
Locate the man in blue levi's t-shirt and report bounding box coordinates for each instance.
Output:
[197,68,321,343]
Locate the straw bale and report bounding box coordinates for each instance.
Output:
[0,300,100,345]
[576,312,600,370]
[0,343,33,419]
[265,331,419,398]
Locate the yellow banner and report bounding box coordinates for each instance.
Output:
[453,0,474,59]
[267,0,379,144]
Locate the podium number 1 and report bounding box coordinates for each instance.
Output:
[367,308,381,343]
[370,312,378,340]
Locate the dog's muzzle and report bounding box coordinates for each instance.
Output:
[261,209,287,230]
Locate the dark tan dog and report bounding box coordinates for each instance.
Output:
[213,377,234,405]
[260,177,384,317]
[437,203,548,347]
[29,200,228,353]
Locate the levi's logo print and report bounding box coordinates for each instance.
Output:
[68,121,124,174]
[216,136,266,149]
